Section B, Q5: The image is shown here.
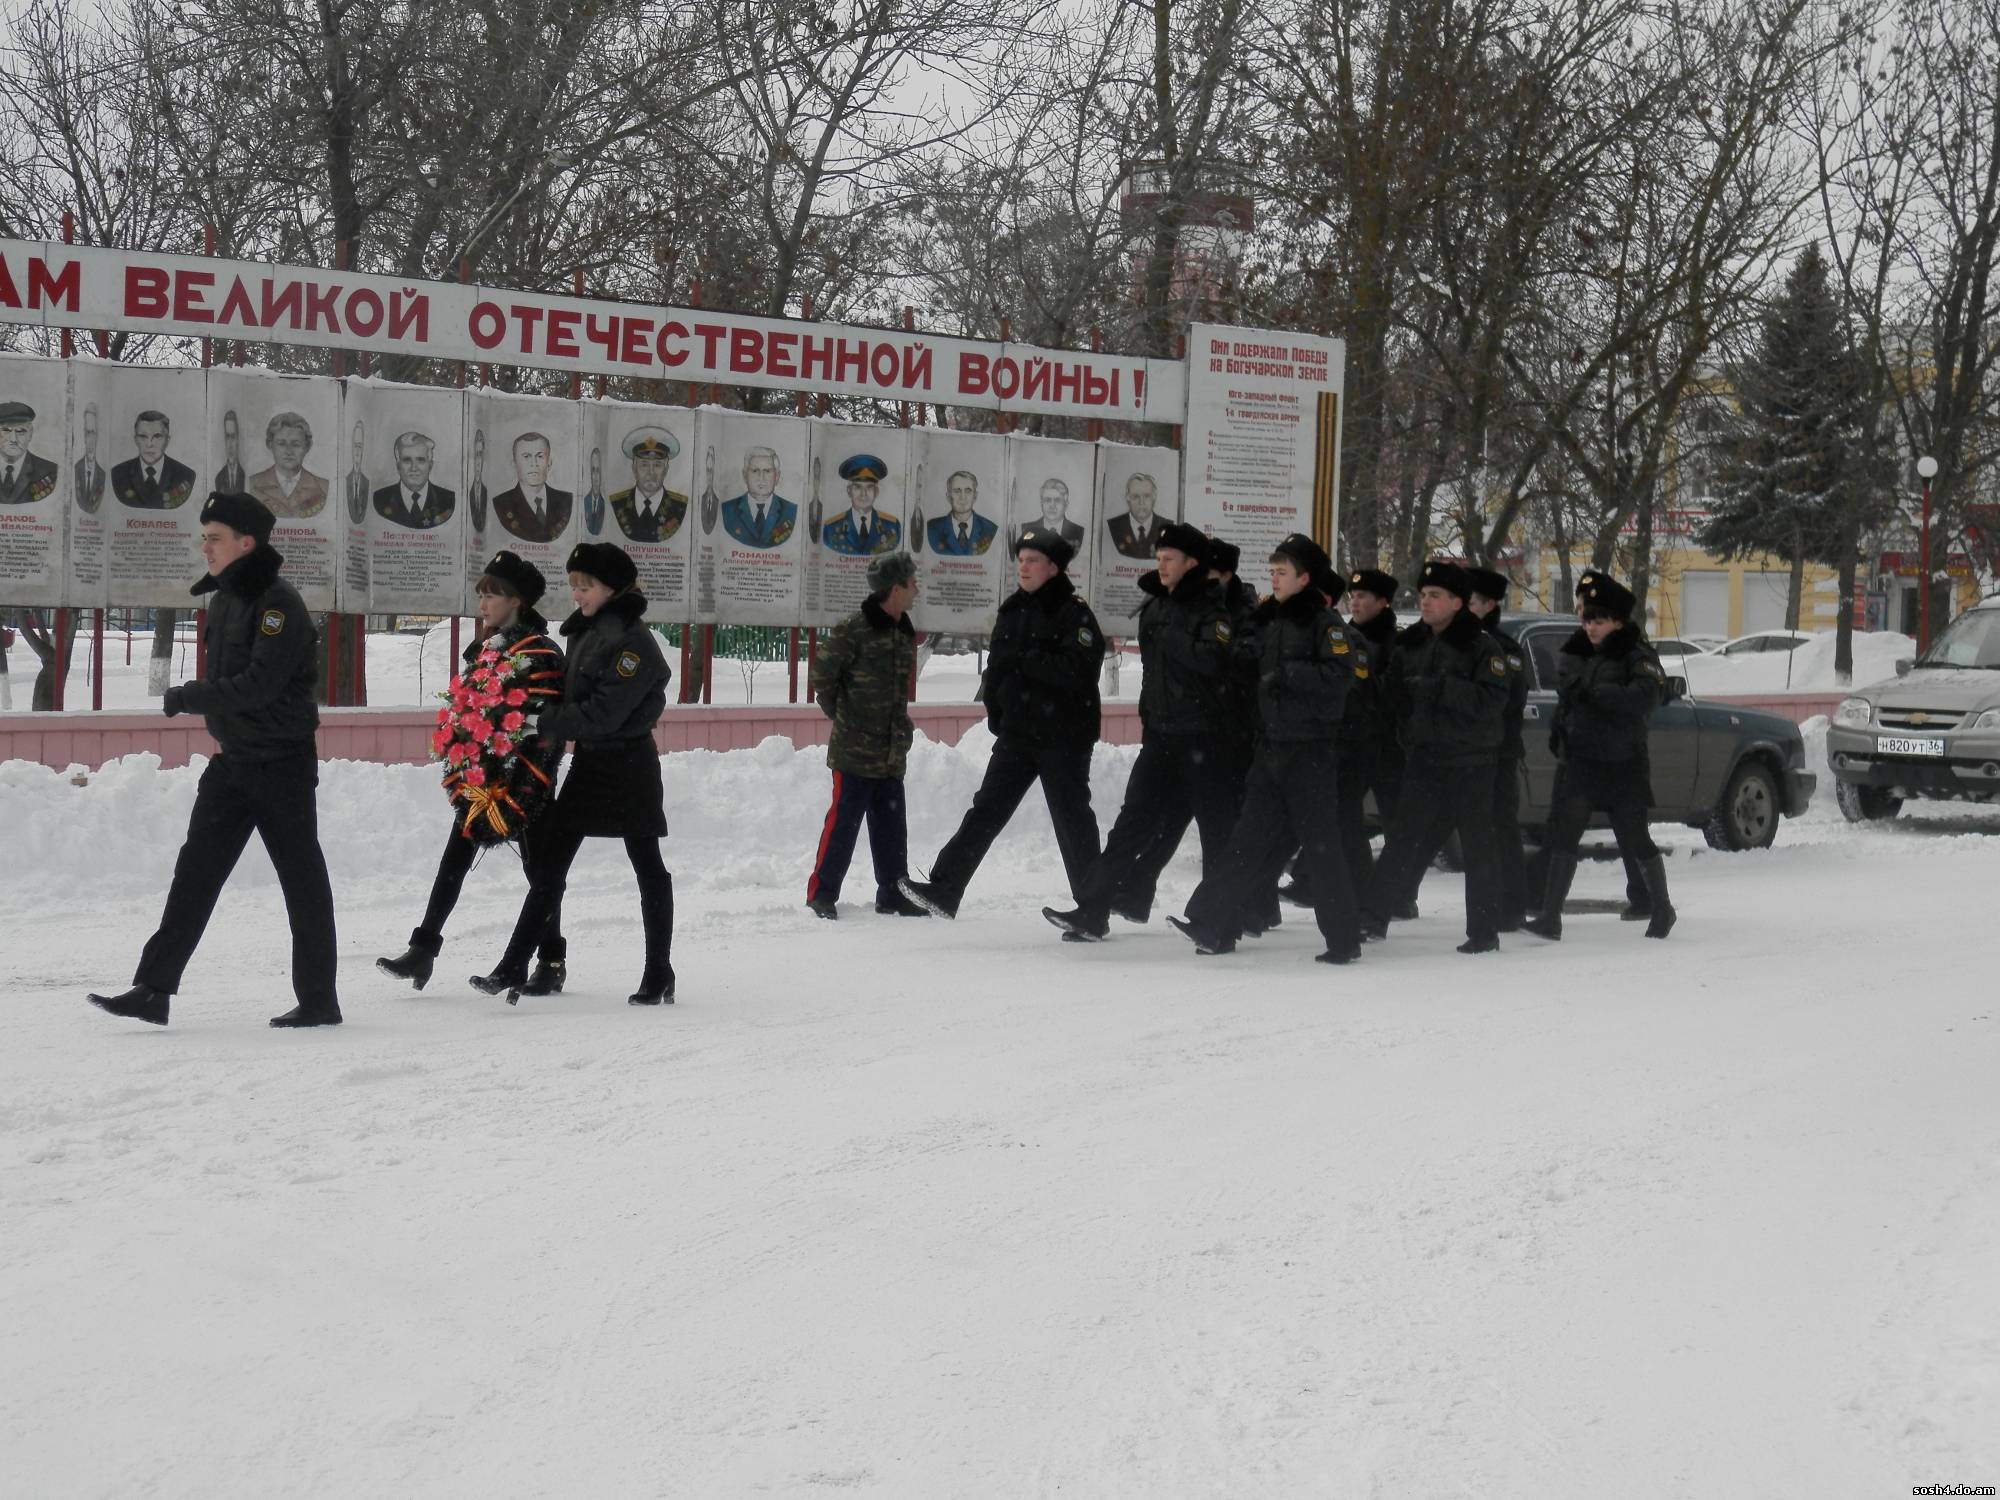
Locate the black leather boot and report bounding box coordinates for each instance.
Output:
[270,1002,342,1028]
[1524,855,1578,941]
[469,964,528,999]
[518,957,567,996]
[631,883,674,1005]
[1639,854,1677,939]
[376,929,441,990]
[87,985,169,1026]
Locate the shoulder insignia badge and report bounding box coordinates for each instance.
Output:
[260,609,285,636]
[1330,632,1350,655]
[1077,626,1095,647]
[615,650,640,679]
[1488,655,1507,675]
[1214,620,1232,643]
[1355,662,1371,680]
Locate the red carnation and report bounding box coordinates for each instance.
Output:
[492,736,514,757]
[463,765,488,787]
[505,687,528,706]
[501,709,527,732]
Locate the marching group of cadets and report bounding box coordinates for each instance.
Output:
[84,492,1674,1033]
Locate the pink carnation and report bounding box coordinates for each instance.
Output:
[447,742,472,765]
[491,736,514,757]
[505,687,528,706]
[501,710,527,732]
[466,715,494,742]
[463,765,487,787]
[429,728,452,755]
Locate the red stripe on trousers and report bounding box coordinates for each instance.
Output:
[806,771,844,901]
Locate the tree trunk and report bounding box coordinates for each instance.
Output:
[1834,548,1858,684]
[1785,535,1804,631]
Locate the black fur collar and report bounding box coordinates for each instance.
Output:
[862,594,916,634]
[560,589,647,637]
[1399,607,1482,648]
[190,542,284,599]
[1137,568,1213,602]
[1562,622,1641,658]
[1352,608,1397,643]
[1255,589,1329,625]
[1001,571,1077,615]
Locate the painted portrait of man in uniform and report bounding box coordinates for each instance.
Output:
[926,469,997,556]
[1010,476,1084,558]
[0,399,60,506]
[249,410,329,518]
[112,409,197,510]
[720,445,797,549]
[74,403,105,514]
[610,427,687,544]
[372,431,456,530]
[492,430,573,543]
[1106,471,1166,559]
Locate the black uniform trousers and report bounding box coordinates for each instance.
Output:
[135,750,338,1005]
[1369,755,1503,945]
[807,771,908,905]
[1078,734,1247,920]
[1544,778,1660,864]
[928,735,1099,902]
[499,816,673,978]
[1406,757,1529,924]
[415,819,566,957]
[1276,740,1399,910]
[1185,741,1359,953]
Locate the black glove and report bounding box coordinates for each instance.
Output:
[161,686,185,718]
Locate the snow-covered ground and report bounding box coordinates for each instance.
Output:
[3,724,1997,1498]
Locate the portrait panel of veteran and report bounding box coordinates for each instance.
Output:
[821,453,902,555]
[1105,470,1167,559]
[344,420,370,525]
[491,430,573,543]
[582,446,608,537]
[609,426,688,544]
[74,403,106,513]
[372,431,457,530]
[213,408,247,494]
[719,444,797,549]
[112,409,198,510]
[0,399,60,506]
[926,468,997,556]
[1008,476,1085,558]
[248,410,329,518]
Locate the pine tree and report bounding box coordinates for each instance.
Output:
[1699,245,1869,630]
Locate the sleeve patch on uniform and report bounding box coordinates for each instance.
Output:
[1329,631,1350,654]
[615,650,640,678]
[259,609,285,636]
[1077,626,1096,647]
[1488,655,1507,675]
[1214,619,1232,643]
[1355,662,1371,680]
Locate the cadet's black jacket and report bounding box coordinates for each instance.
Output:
[1247,588,1361,744]
[1551,623,1666,764]
[983,573,1104,744]
[1482,613,1530,760]
[1135,569,1235,737]
[1386,607,1510,765]
[541,591,669,749]
[177,544,319,758]
[1339,607,1399,755]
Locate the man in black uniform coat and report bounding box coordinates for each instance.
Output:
[1362,559,1511,954]
[901,525,1105,918]
[1464,566,1531,928]
[1169,533,1364,964]
[86,492,341,1028]
[1043,522,1238,941]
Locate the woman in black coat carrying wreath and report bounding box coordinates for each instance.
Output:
[379,551,568,994]
[1524,572,1677,941]
[472,542,676,1004]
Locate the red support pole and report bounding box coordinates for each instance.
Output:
[788,626,799,702]
[1087,328,1105,443]
[678,626,693,701]
[569,270,585,400]
[1171,333,1186,451]
[52,610,68,711]
[352,619,367,705]
[686,281,702,409]
[60,213,74,359]
[456,261,472,390]
[91,608,104,710]
[325,613,341,707]
[700,624,715,705]
[450,615,461,668]
[997,316,1013,435]
[805,628,818,704]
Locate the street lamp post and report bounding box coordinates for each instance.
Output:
[1917,454,1939,651]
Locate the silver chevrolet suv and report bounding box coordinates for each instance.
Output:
[1827,591,2000,820]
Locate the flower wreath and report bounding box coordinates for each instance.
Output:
[430,634,564,843]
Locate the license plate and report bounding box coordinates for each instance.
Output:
[1878,735,1945,757]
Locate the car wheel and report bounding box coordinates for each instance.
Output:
[1834,779,1903,823]
[1702,758,1781,851]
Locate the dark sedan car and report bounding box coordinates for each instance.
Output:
[1501,612,1816,850]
